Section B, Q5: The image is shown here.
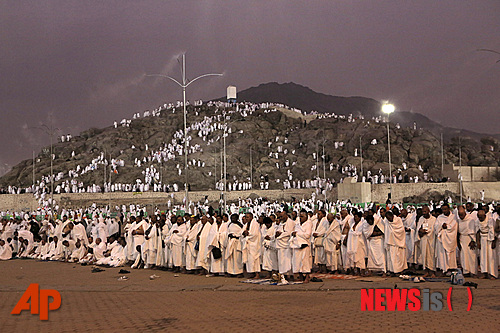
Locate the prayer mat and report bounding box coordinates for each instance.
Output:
[310,273,359,280]
[240,279,304,285]
[357,277,389,282]
[422,277,449,282]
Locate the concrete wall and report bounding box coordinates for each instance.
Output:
[370,182,459,203]
[0,194,38,212]
[0,182,498,212]
[338,177,371,203]
[0,189,317,212]
[461,182,500,202]
[443,164,499,182]
[337,180,500,203]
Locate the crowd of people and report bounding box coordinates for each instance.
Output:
[1,98,436,201]
[1,199,498,282]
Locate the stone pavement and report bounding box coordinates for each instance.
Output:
[1,260,498,332]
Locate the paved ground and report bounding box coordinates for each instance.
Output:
[1,260,499,332]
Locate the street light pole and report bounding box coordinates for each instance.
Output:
[221,116,247,212]
[459,137,463,205]
[147,54,223,212]
[32,151,35,190]
[36,124,59,217]
[223,117,227,212]
[359,136,363,181]
[441,132,444,178]
[382,102,395,201]
[50,131,54,215]
[250,145,253,188]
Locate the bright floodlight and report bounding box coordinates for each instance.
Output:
[382,103,395,114]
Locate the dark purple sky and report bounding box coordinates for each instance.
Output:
[1,1,499,175]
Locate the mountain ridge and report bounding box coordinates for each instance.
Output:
[226,82,500,141]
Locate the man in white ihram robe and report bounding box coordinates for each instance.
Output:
[345,212,366,273]
[291,211,312,282]
[363,213,386,274]
[323,213,342,272]
[185,217,201,271]
[195,216,213,274]
[144,221,158,268]
[275,211,295,276]
[339,209,352,271]
[476,209,498,278]
[401,208,416,266]
[225,214,244,276]
[415,206,436,276]
[262,217,278,272]
[170,216,188,270]
[242,213,261,278]
[312,210,329,273]
[457,207,478,275]
[208,216,228,274]
[435,204,458,274]
[384,210,407,274]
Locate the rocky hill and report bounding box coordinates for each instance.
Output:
[232,82,500,142]
[1,84,499,193]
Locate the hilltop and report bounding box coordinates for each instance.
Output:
[1,83,499,193]
[232,82,500,142]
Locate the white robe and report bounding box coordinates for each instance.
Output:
[457,214,478,274]
[275,218,295,274]
[291,219,313,273]
[435,214,458,271]
[72,223,89,246]
[323,218,342,271]
[185,222,200,270]
[144,224,158,265]
[0,243,13,260]
[208,222,228,274]
[346,219,366,269]
[195,222,213,270]
[225,222,243,275]
[415,215,436,271]
[363,216,386,272]
[262,223,278,271]
[340,215,352,268]
[384,216,407,273]
[477,215,498,278]
[170,223,188,267]
[243,219,261,273]
[124,222,136,260]
[313,217,329,265]
[402,213,416,263]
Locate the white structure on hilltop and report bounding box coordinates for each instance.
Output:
[227,86,237,102]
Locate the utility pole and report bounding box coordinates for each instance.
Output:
[214,148,217,190]
[459,137,463,205]
[441,132,444,178]
[36,124,58,218]
[360,136,363,181]
[147,54,223,212]
[223,114,227,212]
[32,151,35,190]
[322,143,326,180]
[103,149,106,193]
[250,146,253,188]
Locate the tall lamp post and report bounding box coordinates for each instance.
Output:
[221,117,246,212]
[382,102,395,200]
[147,54,222,212]
[359,134,365,181]
[34,124,59,217]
